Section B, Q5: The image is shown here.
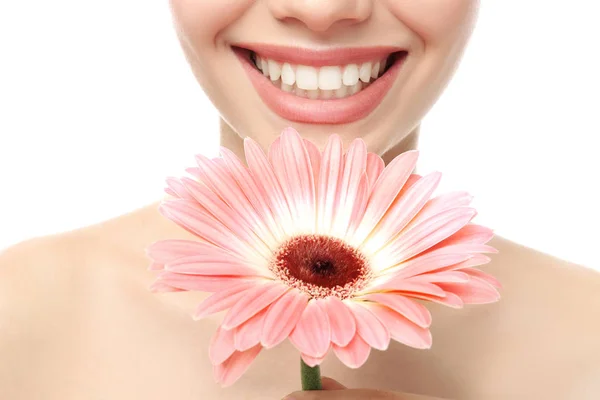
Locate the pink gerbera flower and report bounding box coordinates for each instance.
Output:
[147,127,500,387]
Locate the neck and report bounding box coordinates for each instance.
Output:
[218,118,421,166]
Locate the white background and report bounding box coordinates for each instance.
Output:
[0,1,598,269]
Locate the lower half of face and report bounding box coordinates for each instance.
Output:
[169,0,479,153]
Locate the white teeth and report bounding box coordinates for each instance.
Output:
[359,62,372,83]
[252,52,396,99]
[260,58,269,77]
[371,61,380,79]
[342,64,359,86]
[281,63,295,85]
[296,65,319,90]
[318,66,342,90]
[335,85,348,98]
[268,60,281,81]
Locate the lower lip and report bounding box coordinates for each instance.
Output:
[234,49,406,125]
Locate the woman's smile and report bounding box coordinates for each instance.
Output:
[165,0,479,149]
[233,44,408,124]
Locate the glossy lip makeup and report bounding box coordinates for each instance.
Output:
[233,44,408,124]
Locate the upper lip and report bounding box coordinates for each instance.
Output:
[232,43,406,67]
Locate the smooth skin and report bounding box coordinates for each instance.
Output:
[1,1,600,399]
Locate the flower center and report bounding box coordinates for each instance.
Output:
[312,259,335,277]
[269,234,371,299]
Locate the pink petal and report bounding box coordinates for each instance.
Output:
[147,262,165,271]
[193,281,258,320]
[404,291,464,309]
[366,304,432,349]
[158,200,258,261]
[212,156,227,168]
[222,282,290,330]
[234,308,267,352]
[437,277,500,304]
[244,137,295,234]
[365,152,384,192]
[407,271,471,284]
[346,301,390,350]
[185,166,202,178]
[180,176,272,258]
[270,127,316,232]
[365,279,447,298]
[261,288,310,348]
[155,271,257,293]
[462,268,502,289]
[425,243,498,256]
[164,187,178,198]
[213,345,262,387]
[364,172,442,255]
[399,173,422,193]
[303,138,322,186]
[289,299,331,358]
[322,296,356,347]
[360,293,432,328]
[382,207,477,267]
[193,154,244,204]
[332,334,371,369]
[317,134,344,233]
[219,146,285,241]
[432,223,493,247]
[209,326,236,365]
[165,255,266,277]
[331,138,368,237]
[267,135,281,162]
[350,150,419,247]
[408,191,474,228]
[434,254,492,274]
[345,172,370,239]
[379,252,472,280]
[416,234,497,263]
[165,177,195,200]
[194,153,278,243]
[146,239,235,264]
[301,352,327,368]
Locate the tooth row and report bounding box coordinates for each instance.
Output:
[267,78,370,100]
[254,55,389,91]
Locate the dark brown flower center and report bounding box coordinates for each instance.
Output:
[269,234,371,299]
[312,259,335,277]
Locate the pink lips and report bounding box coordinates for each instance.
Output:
[233,44,407,125]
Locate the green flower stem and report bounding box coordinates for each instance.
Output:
[300,358,323,390]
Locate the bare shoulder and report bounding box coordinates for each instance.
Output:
[491,236,600,309]
[0,234,83,342]
[482,237,600,397]
[0,233,86,395]
[0,233,83,296]
[0,208,155,396]
[0,227,115,307]
[0,206,157,318]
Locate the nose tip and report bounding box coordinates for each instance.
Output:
[268,0,373,32]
